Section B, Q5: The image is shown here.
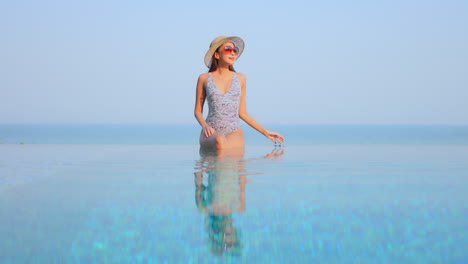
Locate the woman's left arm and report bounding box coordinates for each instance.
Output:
[238,74,285,144]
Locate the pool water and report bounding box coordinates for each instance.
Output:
[1,144,467,263]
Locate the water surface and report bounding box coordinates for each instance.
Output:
[1,144,467,263]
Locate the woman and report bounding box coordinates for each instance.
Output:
[194,36,285,152]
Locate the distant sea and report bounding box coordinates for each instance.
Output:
[0,124,467,145]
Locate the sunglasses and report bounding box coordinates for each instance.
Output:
[219,45,239,55]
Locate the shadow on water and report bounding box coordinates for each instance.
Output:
[194,147,285,257]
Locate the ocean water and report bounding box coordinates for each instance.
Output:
[1,124,468,145]
[0,124,467,263]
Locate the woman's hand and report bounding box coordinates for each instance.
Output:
[265,130,285,145]
[203,126,216,138]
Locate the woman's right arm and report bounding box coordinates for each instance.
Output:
[194,74,215,137]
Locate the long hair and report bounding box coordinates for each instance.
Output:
[208,51,236,72]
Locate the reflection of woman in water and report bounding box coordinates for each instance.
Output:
[194,36,285,154]
[195,152,246,256]
[194,148,284,256]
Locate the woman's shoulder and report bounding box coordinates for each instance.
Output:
[197,73,210,85]
[235,72,246,84]
[235,72,246,80]
[198,72,209,80]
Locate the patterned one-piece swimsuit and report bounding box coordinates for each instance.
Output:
[205,72,242,135]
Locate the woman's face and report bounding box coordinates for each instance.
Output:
[215,42,238,66]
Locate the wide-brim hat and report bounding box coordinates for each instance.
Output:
[204,36,245,68]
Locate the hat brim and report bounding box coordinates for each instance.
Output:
[204,36,245,68]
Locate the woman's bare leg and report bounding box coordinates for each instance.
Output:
[225,129,245,149]
[199,131,228,150]
[199,129,245,154]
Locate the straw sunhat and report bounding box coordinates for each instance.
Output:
[204,36,245,68]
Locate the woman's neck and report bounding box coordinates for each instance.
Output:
[214,66,232,76]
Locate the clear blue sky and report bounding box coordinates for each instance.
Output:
[1,0,467,125]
